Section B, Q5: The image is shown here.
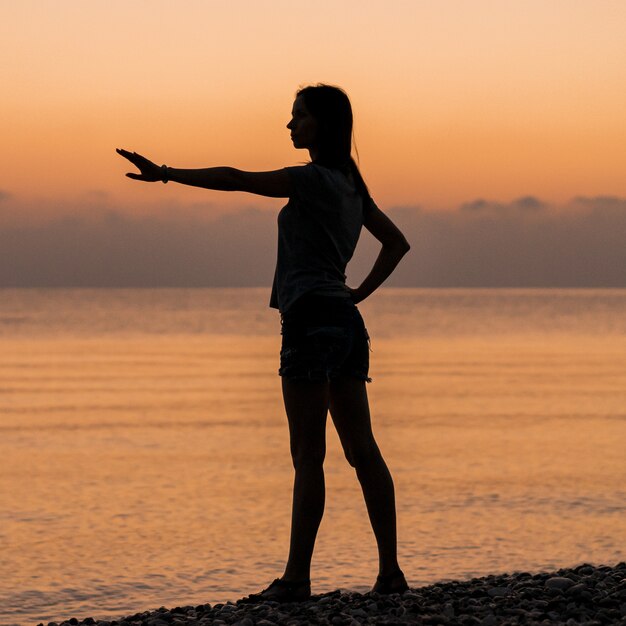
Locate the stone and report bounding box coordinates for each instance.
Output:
[567,582,588,595]
[545,577,575,591]
[487,586,510,598]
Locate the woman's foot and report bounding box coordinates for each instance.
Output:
[371,569,409,594]
[238,578,311,604]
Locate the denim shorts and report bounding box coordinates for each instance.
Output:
[279,293,371,383]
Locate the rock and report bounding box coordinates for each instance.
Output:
[487,586,510,598]
[480,614,497,626]
[567,582,588,595]
[545,576,575,591]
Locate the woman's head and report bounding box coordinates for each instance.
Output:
[288,83,370,201]
[289,84,353,167]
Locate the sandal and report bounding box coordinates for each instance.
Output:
[238,577,311,604]
[371,569,409,595]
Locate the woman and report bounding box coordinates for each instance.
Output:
[117,84,411,602]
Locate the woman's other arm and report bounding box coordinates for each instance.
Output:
[349,204,410,304]
[116,149,292,198]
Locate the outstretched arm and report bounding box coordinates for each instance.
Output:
[116,149,292,198]
[349,204,410,304]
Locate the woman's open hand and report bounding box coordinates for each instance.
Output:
[116,148,163,182]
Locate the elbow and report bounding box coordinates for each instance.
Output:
[394,237,411,257]
[383,238,410,259]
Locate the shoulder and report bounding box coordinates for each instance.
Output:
[285,163,323,184]
[285,163,330,200]
[286,163,356,200]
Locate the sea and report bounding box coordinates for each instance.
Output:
[1,288,624,625]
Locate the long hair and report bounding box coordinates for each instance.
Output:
[296,84,371,203]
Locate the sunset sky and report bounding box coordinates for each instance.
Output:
[2,1,625,286]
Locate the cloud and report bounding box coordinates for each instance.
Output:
[377,196,626,287]
[511,196,547,211]
[459,195,547,214]
[1,196,624,287]
[0,205,276,287]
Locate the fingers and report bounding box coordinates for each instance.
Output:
[118,148,158,182]
[116,148,135,160]
[117,148,137,165]
[116,148,146,164]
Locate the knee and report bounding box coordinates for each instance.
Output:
[344,440,381,471]
[291,446,326,472]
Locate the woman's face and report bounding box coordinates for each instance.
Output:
[287,96,318,150]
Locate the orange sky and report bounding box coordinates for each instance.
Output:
[2,0,626,215]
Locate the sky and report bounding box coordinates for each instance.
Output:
[2,0,625,287]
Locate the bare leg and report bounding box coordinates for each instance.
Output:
[281,378,330,582]
[329,377,401,577]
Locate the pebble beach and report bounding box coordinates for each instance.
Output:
[44,563,626,626]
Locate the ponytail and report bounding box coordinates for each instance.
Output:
[348,158,371,204]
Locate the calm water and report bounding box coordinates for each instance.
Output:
[1,288,625,625]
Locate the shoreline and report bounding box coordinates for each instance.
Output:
[43,562,626,626]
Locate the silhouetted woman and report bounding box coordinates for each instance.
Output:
[117,84,410,602]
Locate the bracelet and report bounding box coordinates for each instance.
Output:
[160,164,169,184]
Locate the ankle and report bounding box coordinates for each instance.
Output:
[372,568,409,595]
[282,571,311,584]
[378,563,402,577]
